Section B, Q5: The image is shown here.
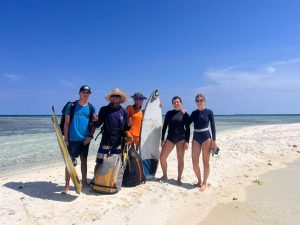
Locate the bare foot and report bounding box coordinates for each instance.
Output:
[193,181,201,188]
[159,176,168,182]
[200,183,207,192]
[176,179,182,185]
[61,186,70,194]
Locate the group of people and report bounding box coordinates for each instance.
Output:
[62,85,217,194]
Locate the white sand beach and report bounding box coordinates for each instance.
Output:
[1,123,300,225]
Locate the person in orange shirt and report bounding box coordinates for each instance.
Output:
[126,92,147,148]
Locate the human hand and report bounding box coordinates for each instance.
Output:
[93,115,98,121]
[212,141,218,150]
[184,142,189,150]
[83,137,92,145]
[128,118,132,126]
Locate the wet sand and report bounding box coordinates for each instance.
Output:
[200,158,300,225]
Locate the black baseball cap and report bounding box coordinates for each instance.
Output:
[79,85,91,94]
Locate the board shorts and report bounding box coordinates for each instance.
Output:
[193,131,211,145]
[96,144,123,164]
[166,132,185,145]
[68,141,90,159]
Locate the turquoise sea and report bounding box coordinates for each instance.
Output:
[0,115,300,176]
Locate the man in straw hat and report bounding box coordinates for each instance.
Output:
[93,88,131,174]
[126,92,147,148]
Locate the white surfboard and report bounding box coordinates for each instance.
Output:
[139,90,162,179]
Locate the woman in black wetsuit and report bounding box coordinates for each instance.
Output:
[160,96,190,184]
[190,93,218,191]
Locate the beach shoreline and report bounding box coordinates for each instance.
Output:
[1,123,300,225]
[200,157,300,225]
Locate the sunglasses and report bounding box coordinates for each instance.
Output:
[195,99,204,103]
[134,98,144,101]
[81,91,91,95]
[111,95,121,98]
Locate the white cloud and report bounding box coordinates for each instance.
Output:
[265,66,276,74]
[4,74,20,82]
[60,79,76,87]
[195,58,300,114]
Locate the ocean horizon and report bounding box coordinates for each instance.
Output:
[1,114,300,117]
[1,114,300,176]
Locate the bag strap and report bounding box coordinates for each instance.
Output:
[88,103,94,121]
[123,144,130,168]
[69,101,76,123]
[87,103,94,131]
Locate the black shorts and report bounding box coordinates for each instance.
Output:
[68,141,90,159]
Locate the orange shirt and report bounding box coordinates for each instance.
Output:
[126,105,143,144]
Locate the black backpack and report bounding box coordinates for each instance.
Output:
[59,101,94,136]
[122,146,146,187]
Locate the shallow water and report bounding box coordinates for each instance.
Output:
[0,115,300,175]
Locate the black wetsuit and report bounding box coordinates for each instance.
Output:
[161,110,190,144]
[190,108,216,145]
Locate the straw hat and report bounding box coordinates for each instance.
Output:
[105,88,127,103]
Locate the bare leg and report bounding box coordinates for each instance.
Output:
[192,140,202,187]
[159,140,175,180]
[176,140,185,184]
[200,139,212,192]
[62,167,71,194]
[80,155,88,186]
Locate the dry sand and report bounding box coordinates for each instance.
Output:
[1,123,300,225]
[200,157,300,225]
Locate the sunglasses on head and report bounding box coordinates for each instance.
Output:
[134,98,144,101]
[111,95,121,98]
[195,99,204,103]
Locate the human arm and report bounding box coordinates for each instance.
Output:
[183,112,190,149]
[93,107,105,128]
[83,106,97,145]
[208,110,217,149]
[189,111,194,125]
[161,111,170,142]
[64,115,70,147]
[123,109,131,132]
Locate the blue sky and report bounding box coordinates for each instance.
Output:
[1,0,300,114]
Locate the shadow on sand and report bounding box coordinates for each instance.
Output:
[160,178,195,190]
[3,181,78,202]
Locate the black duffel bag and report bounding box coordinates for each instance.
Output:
[122,146,146,187]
